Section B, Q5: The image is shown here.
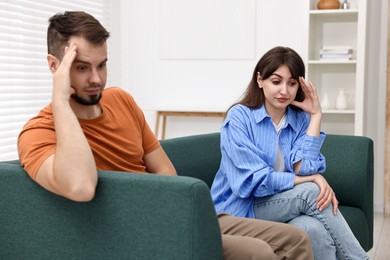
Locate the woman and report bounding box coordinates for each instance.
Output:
[210,46,368,260]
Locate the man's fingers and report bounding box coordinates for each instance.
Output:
[60,43,77,69]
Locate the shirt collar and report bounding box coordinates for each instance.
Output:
[254,105,301,133]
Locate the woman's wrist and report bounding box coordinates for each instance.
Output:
[310,111,322,121]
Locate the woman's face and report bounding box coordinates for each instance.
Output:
[257,64,299,117]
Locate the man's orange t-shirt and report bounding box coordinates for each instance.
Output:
[17,87,160,180]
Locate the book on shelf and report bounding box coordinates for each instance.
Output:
[320,48,353,55]
[320,53,353,60]
[321,45,353,50]
[319,46,353,60]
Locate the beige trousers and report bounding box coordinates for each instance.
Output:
[218,214,314,260]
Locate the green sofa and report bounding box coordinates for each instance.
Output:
[160,132,374,252]
[0,162,222,259]
[0,132,373,259]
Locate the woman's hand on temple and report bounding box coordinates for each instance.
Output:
[291,77,322,117]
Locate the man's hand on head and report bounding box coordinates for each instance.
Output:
[52,43,77,104]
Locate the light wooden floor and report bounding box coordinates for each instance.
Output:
[367,213,390,259]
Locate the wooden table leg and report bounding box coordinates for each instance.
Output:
[155,111,161,139]
[162,115,167,140]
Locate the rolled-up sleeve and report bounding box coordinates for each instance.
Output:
[286,133,326,175]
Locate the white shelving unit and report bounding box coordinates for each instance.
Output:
[303,0,367,136]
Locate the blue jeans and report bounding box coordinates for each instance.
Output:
[289,215,336,260]
[253,182,369,260]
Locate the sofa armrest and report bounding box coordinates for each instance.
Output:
[320,134,374,250]
[0,161,222,260]
[321,135,373,211]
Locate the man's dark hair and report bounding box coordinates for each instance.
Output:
[47,11,110,59]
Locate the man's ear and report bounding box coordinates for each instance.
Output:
[47,54,59,74]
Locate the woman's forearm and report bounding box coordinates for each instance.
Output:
[306,113,322,138]
[294,174,318,186]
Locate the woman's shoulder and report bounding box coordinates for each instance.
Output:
[228,104,258,114]
[226,104,266,125]
[227,104,252,118]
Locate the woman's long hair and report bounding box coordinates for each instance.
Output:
[229,46,306,112]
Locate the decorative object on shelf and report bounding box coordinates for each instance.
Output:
[317,0,341,9]
[321,93,332,109]
[335,88,349,110]
[341,0,350,9]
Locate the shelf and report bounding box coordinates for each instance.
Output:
[305,0,366,136]
[309,60,357,65]
[307,13,358,61]
[309,9,358,16]
[322,109,355,114]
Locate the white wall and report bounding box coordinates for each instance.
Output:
[364,0,388,213]
[111,0,387,212]
[116,0,305,138]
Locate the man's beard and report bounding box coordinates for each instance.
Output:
[71,93,102,106]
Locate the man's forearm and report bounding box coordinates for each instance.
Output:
[51,101,97,201]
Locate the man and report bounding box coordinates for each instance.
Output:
[18,11,313,259]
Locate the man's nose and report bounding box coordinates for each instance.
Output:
[89,70,102,85]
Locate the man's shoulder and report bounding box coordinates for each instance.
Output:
[104,86,128,96]
[103,87,134,101]
[101,87,139,111]
[23,105,54,129]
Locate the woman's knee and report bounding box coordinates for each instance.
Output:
[289,216,334,245]
[296,182,320,201]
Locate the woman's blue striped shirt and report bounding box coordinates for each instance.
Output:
[210,104,326,218]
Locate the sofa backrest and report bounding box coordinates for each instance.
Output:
[160,132,374,211]
[160,132,221,188]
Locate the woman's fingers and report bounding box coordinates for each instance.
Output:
[299,77,317,97]
[314,175,336,211]
[332,195,339,215]
[317,186,331,210]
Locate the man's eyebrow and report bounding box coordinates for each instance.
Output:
[73,58,108,64]
[73,59,90,64]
